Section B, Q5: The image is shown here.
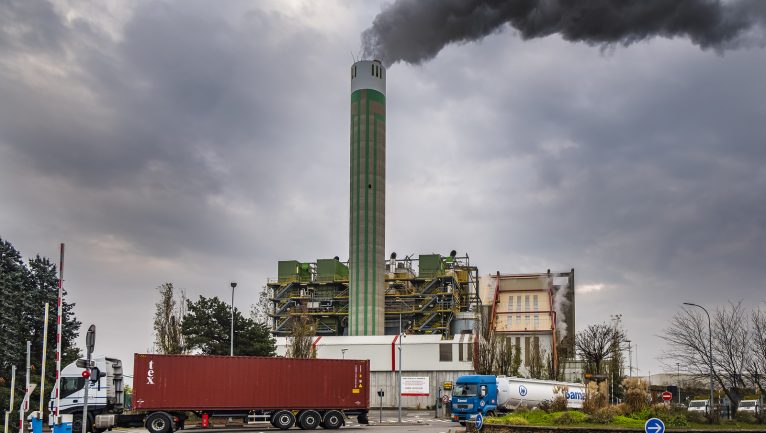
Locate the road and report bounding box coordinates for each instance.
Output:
[113,411,462,433]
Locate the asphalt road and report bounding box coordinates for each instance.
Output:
[112,411,462,433]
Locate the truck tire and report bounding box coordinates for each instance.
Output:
[297,411,320,430]
[320,411,343,430]
[146,412,173,433]
[272,410,295,430]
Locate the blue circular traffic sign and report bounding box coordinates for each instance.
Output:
[475,414,484,430]
[644,418,665,433]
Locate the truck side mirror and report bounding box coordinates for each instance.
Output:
[480,386,487,397]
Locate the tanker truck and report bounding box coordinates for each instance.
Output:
[450,375,585,424]
[51,354,370,432]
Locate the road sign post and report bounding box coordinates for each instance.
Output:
[377,389,384,423]
[662,391,672,402]
[82,325,96,433]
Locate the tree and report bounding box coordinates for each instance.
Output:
[511,343,522,377]
[250,287,273,326]
[285,310,316,359]
[661,302,749,412]
[747,308,766,397]
[576,322,623,376]
[608,315,625,402]
[153,283,185,354]
[0,238,80,420]
[528,345,545,379]
[494,337,515,376]
[182,296,275,356]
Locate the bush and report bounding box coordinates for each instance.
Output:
[622,377,650,414]
[500,416,529,425]
[550,395,568,412]
[582,382,607,414]
[612,415,645,428]
[552,411,589,425]
[538,399,552,412]
[685,411,707,424]
[590,407,615,424]
[665,414,689,427]
[735,411,758,424]
[648,403,672,419]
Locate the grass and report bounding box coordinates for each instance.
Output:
[484,409,766,430]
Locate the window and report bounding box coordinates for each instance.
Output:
[467,342,473,362]
[517,295,521,311]
[525,314,530,328]
[534,314,539,330]
[61,377,86,399]
[516,314,521,325]
[533,295,538,311]
[371,64,375,76]
[525,295,530,311]
[508,296,514,312]
[453,383,477,397]
[507,315,513,326]
[524,337,531,366]
[439,343,453,362]
[459,341,464,360]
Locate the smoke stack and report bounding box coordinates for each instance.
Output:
[348,60,386,335]
[362,0,766,66]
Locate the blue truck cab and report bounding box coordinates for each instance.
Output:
[450,375,498,425]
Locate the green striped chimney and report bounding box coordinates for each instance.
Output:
[349,60,386,336]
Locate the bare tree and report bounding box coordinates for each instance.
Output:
[661,302,750,411]
[285,310,316,358]
[250,286,273,326]
[576,323,622,375]
[746,308,766,396]
[153,283,185,354]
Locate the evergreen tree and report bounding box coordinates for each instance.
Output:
[153,283,185,354]
[0,238,80,420]
[182,296,275,356]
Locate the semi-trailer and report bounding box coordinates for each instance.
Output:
[450,375,586,425]
[51,354,370,432]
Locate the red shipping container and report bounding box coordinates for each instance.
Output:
[133,354,369,411]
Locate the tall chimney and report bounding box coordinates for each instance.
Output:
[349,60,386,335]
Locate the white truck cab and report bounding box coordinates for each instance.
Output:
[738,400,761,414]
[687,399,710,414]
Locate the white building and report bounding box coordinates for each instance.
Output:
[275,334,475,408]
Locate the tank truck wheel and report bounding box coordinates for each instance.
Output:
[459,422,466,427]
[297,411,321,430]
[486,411,496,418]
[273,411,295,430]
[321,411,343,430]
[146,412,173,433]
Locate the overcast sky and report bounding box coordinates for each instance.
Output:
[2,0,765,382]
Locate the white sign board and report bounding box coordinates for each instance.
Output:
[401,376,429,396]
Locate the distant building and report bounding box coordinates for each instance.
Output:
[479,270,575,377]
[275,334,475,408]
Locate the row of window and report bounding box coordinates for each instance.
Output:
[506,314,541,329]
[508,294,539,312]
[350,64,385,80]
[438,342,473,362]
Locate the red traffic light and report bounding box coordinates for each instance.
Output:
[82,370,90,379]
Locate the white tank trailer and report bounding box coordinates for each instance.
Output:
[497,377,585,410]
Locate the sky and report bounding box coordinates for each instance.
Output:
[1,0,765,383]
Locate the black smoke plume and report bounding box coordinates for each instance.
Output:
[362,0,766,66]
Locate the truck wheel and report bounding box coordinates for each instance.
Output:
[320,411,343,430]
[146,412,173,433]
[272,411,295,430]
[297,411,320,430]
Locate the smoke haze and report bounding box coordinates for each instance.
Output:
[362,0,766,66]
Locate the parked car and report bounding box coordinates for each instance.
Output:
[687,400,710,414]
[738,400,761,415]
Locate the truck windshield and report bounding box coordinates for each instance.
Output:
[740,402,755,407]
[452,384,478,397]
[689,401,707,408]
[61,377,86,398]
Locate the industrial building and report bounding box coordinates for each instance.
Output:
[478,271,576,376]
[267,253,479,337]
[274,334,475,408]
[264,60,579,398]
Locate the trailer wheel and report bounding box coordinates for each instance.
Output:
[297,411,320,430]
[146,412,173,433]
[320,411,343,430]
[272,410,295,430]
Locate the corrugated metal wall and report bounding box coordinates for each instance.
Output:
[369,370,474,408]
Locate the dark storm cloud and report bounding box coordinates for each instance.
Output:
[362,0,766,65]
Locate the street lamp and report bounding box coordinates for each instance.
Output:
[398,312,403,423]
[341,348,348,359]
[230,281,237,356]
[683,302,715,411]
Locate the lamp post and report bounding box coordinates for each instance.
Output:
[677,362,681,404]
[683,302,715,410]
[230,281,237,356]
[342,349,348,360]
[398,312,403,423]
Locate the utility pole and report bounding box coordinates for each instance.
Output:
[398,313,402,423]
[230,282,237,356]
